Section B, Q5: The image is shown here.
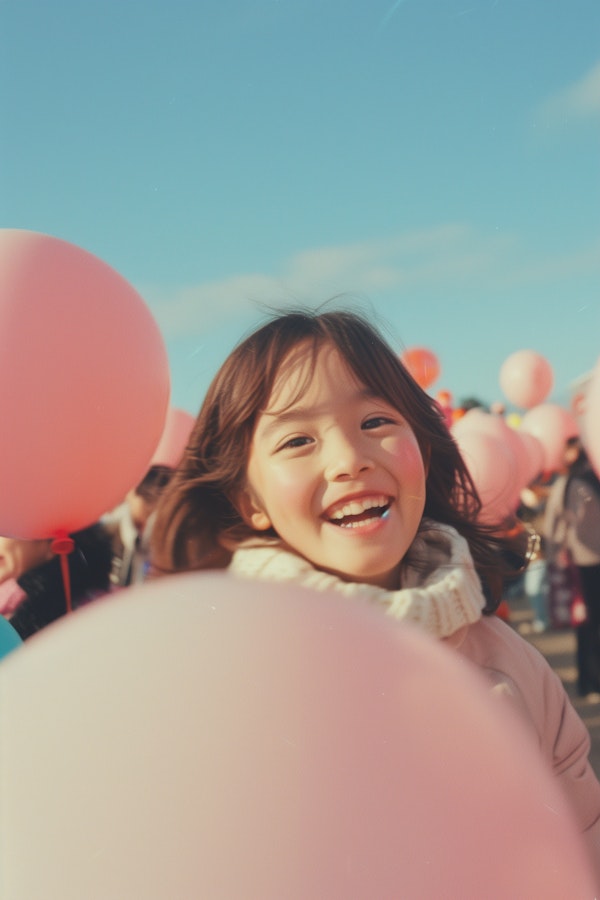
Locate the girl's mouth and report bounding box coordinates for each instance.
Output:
[326,495,391,528]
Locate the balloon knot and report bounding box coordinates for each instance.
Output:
[51,532,75,555]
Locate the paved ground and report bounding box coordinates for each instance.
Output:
[508,591,600,778]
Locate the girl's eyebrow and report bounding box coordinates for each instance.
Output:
[258,406,315,436]
[258,388,383,436]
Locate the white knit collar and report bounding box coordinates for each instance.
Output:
[230,519,486,639]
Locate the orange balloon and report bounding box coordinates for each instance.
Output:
[401,346,441,389]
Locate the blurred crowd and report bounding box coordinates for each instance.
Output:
[513,435,600,700]
[0,463,174,642]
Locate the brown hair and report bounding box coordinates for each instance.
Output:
[151,309,527,610]
[134,465,174,505]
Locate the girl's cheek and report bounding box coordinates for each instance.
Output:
[391,437,427,476]
[269,463,312,499]
[410,442,428,476]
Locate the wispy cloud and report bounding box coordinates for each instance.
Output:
[510,235,600,283]
[140,224,599,337]
[538,60,600,123]
[141,224,512,335]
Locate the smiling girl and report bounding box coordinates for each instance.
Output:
[151,308,600,875]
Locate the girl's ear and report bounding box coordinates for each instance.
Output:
[235,487,272,531]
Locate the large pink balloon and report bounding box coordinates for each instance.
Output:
[0,230,170,538]
[453,429,516,524]
[521,403,579,474]
[583,358,600,478]
[499,349,554,409]
[0,575,594,897]
[150,407,195,468]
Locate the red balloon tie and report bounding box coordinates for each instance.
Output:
[51,531,75,614]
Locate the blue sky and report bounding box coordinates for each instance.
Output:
[3,0,599,414]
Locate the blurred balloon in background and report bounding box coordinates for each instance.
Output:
[517,429,546,486]
[499,349,554,410]
[452,408,531,514]
[150,407,195,469]
[505,412,522,430]
[401,346,441,389]
[453,429,516,524]
[521,403,579,474]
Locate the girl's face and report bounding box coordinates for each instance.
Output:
[0,536,53,584]
[238,343,427,589]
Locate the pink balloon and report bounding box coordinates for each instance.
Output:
[0,230,170,538]
[454,429,516,524]
[516,429,545,486]
[583,358,600,479]
[452,408,530,506]
[499,349,554,409]
[0,575,594,898]
[450,407,491,441]
[521,403,579,474]
[151,407,195,468]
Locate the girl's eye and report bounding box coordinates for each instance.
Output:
[362,416,395,430]
[278,435,313,451]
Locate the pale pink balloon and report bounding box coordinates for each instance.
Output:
[450,406,489,438]
[583,358,600,479]
[452,408,530,507]
[499,349,554,410]
[521,403,579,474]
[516,429,546,486]
[454,429,516,524]
[0,229,170,538]
[151,407,195,468]
[1,575,594,899]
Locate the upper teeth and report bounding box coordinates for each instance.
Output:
[329,495,389,520]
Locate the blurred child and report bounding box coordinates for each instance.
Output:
[103,465,173,587]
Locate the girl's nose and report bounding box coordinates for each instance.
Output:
[324,433,374,481]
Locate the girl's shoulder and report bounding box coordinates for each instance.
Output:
[455,618,600,842]
[447,616,569,728]
[449,615,548,674]
[449,617,587,760]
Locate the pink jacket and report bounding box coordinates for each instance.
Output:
[448,615,600,885]
[231,523,600,884]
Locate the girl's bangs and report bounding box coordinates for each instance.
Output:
[260,334,326,417]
